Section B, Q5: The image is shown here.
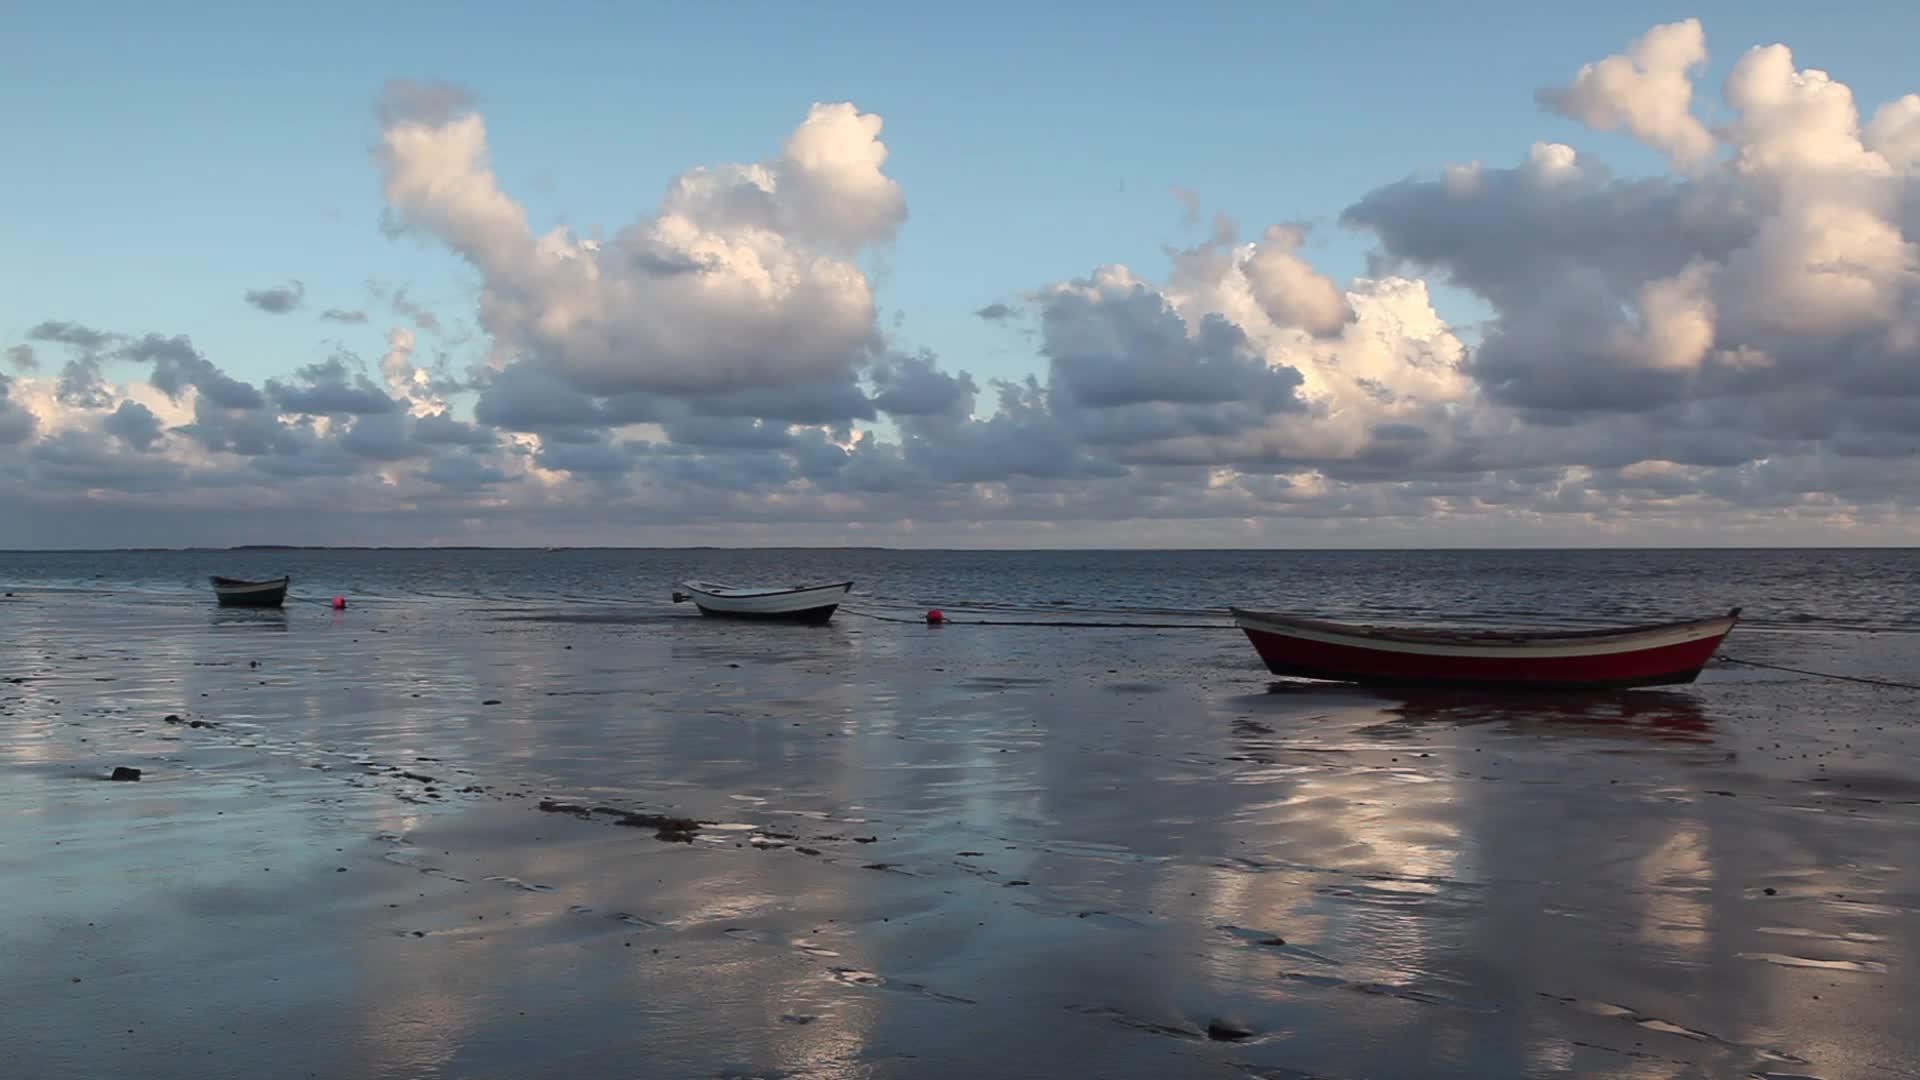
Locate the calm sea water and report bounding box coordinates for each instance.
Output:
[0,547,1914,632]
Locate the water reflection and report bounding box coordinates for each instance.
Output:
[209,608,290,632]
[1367,687,1713,741]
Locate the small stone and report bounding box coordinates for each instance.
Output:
[1206,1018,1254,1042]
[482,699,502,706]
[1256,936,1287,947]
[1763,887,1777,896]
[109,767,141,782]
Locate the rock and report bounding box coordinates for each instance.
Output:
[188,719,214,729]
[795,846,822,856]
[482,699,502,706]
[163,714,183,724]
[1005,879,1031,887]
[852,836,878,843]
[109,767,141,782]
[1763,887,1777,896]
[1256,936,1288,947]
[613,813,701,843]
[1206,1018,1254,1042]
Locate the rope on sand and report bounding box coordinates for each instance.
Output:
[1718,657,1920,692]
[839,608,1232,630]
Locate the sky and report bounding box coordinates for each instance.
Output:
[4,3,1920,548]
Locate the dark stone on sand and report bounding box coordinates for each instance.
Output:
[1206,1018,1254,1042]
[188,719,214,729]
[795,846,822,856]
[612,813,702,843]
[163,714,182,724]
[482,699,502,706]
[862,863,898,871]
[853,836,878,843]
[1005,879,1031,887]
[780,1014,817,1025]
[1256,936,1287,947]
[537,800,590,816]
[1764,887,1777,895]
[400,772,436,783]
[109,767,141,782]
[956,851,985,857]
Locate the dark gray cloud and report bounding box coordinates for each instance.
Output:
[0,373,36,445]
[28,320,115,350]
[974,302,1016,321]
[267,355,398,416]
[119,334,265,409]
[1040,277,1303,412]
[6,345,36,372]
[102,400,163,451]
[244,280,306,314]
[321,308,369,324]
[870,351,977,418]
[56,357,113,408]
[423,451,511,489]
[412,410,496,447]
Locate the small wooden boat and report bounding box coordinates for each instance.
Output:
[1230,607,1741,690]
[210,575,290,609]
[672,580,852,624]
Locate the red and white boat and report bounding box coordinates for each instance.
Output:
[1230,607,1742,690]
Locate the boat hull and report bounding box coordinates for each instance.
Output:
[210,576,290,609]
[1231,608,1740,690]
[676,581,852,624]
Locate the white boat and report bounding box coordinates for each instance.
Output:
[672,580,853,624]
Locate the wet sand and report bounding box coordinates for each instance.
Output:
[3,593,1917,1079]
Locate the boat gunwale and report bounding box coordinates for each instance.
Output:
[1229,607,1741,649]
[677,580,853,600]
[210,575,291,591]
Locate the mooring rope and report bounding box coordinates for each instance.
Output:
[839,607,1231,630]
[1717,657,1920,692]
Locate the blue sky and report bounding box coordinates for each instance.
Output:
[9,2,1918,393]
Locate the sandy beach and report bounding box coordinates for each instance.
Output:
[4,589,1917,1079]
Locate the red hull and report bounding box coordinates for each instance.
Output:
[1233,609,1740,690]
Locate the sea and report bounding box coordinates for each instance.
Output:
[2,546,1915,631]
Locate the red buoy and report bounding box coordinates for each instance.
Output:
[925,609,945,625]
[331,595,347,610]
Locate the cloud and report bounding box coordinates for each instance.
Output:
[266,354,399,415]
[7,24,1920,549]
[320,308,369,323]
[389,288,442,332]
[244,280,306,314]
[103,399,163,451]
[6,345,36,372]
[0,374,37,445]
[375,90,899,397]
[1537,18,1716,172]
[28,320,115,350]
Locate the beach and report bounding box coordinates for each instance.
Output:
[3,557,1918,1079]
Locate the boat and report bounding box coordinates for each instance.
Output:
[1230,607,1742,690]
[209,575,290,609]
[672,580,853,623]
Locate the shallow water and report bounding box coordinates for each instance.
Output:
[2,554,1918,1079]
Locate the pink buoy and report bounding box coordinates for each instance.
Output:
[331,595,347,610]
[925,609,945,625]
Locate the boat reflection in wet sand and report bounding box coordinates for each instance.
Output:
[672,580,853,624]
[1231,607,1741,690]
[209,575,290,609]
